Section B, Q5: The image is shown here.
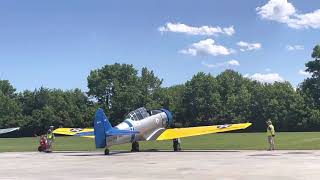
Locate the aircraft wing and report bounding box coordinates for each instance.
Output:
[156,123,252,140]
[0,127,20,135]
[53,128,94,138]
[53,123,251,140]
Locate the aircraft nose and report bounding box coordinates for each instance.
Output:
[161,109,173,127]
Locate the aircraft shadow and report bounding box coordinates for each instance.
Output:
[61,149,240,157]
[62,151,132,157]
[53,151,92,154]
[141,149,240,153]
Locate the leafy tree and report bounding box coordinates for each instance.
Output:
[0,81,23,129]
[0,80,16,98]
[0,93,23,128]
[87,63,142,124]
[182,72,221,126]
[138,67,163,109]
[216,70,252,124]
[300,45,320,108]
[16,87,94,135]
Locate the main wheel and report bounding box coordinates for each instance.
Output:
[104,148,110,155]
[173,139,181,152]
[131,142,140,152]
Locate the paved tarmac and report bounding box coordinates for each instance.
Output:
[0,150,319,180]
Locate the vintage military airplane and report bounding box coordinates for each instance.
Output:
[0,127,20,135]
[54,107,251,155]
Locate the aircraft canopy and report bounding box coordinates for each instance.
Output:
[126,107,150,121]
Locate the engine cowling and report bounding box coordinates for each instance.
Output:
[160,109,173,127]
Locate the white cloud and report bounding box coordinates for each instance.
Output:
[159,22,235,36]
[180,49,197,56]
[202,60,240,68]
[237,41,262,52]
[227,59,240,66]
[223,26,235,36]
[290,10,320,29]
[298,69,311,76]
[247,73,285,83]
[286,45,304,51]
[180,39,233,56]
[202,62,218,68]
[256,0,320,29]
[256,0,295,22]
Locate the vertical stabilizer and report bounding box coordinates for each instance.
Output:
[94,108,112,148]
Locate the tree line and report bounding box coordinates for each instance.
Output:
[1,45,320,137]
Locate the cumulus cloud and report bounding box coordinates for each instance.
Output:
[298,69,311,76]
[180,39,233,56]
[246,73,285,83]
[202,60,240,68]
[256,0,295,22]
[159,22,235,36]
[228,59,240,66]
[223,26,236,36]
[256,0,320,29]
[286,45,304,51]
[237,41,262,52]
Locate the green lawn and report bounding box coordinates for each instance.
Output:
[1,132,320,152]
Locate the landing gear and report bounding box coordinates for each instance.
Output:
[38,146,43,152]
[131,141,140,152]
[173,138,181,152]
[104,148,110,155]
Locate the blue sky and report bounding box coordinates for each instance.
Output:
[0,0,320,91]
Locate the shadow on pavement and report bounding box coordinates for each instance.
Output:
[60,149,241,157]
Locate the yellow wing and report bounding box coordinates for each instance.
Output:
[53,128,94,138]
[156,123,252,140]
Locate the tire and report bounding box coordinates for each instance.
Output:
[173,140,181,152]
[173,145,178,152]
[104,148,110,155]
[131,142,139,152]
[38,146,43,152]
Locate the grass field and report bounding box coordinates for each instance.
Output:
[1,132,320,152]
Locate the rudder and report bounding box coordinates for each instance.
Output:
[94,108,112,148]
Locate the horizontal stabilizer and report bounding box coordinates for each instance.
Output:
[75,131,94,136]
[75,128,139,137]
[53,128,94,138]
[106,129,139,136]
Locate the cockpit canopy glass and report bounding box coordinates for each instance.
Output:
[126,107,150,121]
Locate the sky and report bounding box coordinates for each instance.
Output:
[0,0,320,91]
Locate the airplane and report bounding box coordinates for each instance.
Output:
[54,107,251,155]
[0,127,20,135]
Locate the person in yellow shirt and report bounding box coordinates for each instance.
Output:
[46,126,55,151]
[266,120,275,151]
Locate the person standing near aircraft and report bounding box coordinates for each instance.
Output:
[266,120,275,151]
[46,126,55,151]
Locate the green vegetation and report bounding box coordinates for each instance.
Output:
[0,45,320,136]
[1,132,320,152]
